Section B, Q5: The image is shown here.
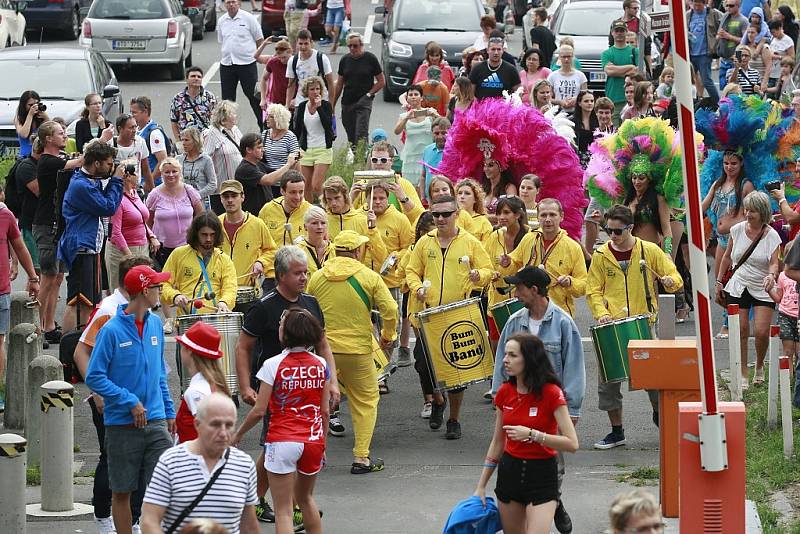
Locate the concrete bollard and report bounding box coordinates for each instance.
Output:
[727,304,742,401]
[0,433,27,534]
[26,355,64,466]
[767,325,780,430]
[657,294,675,340]
[3,323,40,431]
[40,380,75,512]
[10,290,40,331]
[779,356,794,459]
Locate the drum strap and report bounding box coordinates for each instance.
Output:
[346,276,372,312]
[639,241,654,314]
[196,254,218,307]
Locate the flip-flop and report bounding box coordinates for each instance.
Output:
[351,457,384,474]
[715,332,729,339]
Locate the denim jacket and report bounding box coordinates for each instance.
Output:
[491,299,585,418]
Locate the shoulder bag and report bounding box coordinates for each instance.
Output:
[716,225,766,307]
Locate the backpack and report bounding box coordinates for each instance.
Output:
[139,122,176,171]
[290,50,326,82]
[2,158,24,218]
[54,166,77,239]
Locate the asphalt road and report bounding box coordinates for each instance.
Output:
[13,3,741,532]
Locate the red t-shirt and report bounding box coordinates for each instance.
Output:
[223,217,245,244]
[256,348,329,444]
[266,56,289,105]
[494,382,567,459]
[0,208,21,295]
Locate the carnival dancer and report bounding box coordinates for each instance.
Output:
[306,231,398,473]
[586,205,682,449]
[405,195,494,439]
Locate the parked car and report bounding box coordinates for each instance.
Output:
[79,0,193,81]
[373,0,483,101]
[261,0,326,39]
[22,0,89,40]
[0,0,26,48]
[183,0,216,40]
[0,47,122,152]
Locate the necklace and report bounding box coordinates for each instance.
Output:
[487,60,502,72]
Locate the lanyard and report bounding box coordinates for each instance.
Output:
[196,254,217,306]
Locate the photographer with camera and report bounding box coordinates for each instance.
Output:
[106,160,161,291]
[15,90,50,158]
[57,140,125,332]
[726,44,763,95]
[768,163,800,236]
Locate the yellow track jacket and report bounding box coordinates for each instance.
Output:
[162,245,238,315]
[353,175,424,226]
[295,237,333,274]
[218,212,276,283]
[365,205,414,289]
[405,228,493,326]
[326,208,388,267]
[258,197,312,248]
[483,228,526,311]
[307,255,398,354]
[509,229,587,317]
[586,237,683,322]
[457,211,493,243]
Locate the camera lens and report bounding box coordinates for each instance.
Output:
[125,164,136,175]
[38,103,47,112]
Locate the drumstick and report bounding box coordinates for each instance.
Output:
[421,280,431,296]
[639,260,666,282]
[537,264,559,282]
[237,272,254,279]
[369,185,375,212]
[459,255,471,267]
[613,306,629,319]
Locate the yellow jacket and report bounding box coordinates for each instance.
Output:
[405,228,493,324]
[586,238,683,322]
[295,237,333,274]
[483,228,526,310]
[326,208,388,267]
[258,197,312,248]
[365,205,414,288]
[161,245,238,315]
[353,176,424,226]
[458,211,493,243]
[218,212,276,282]
[306,255,398,354]
[509,229,587,317]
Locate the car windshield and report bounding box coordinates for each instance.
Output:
[394,0,480,32]
[558,7,620,36]
[89,0,168,20]
[0,60,93,101]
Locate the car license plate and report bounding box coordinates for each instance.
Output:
[590,71,607,83]
[112,40,146,50]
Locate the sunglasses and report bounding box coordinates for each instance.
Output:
[603,225,632,235]
[725,3,735,6]
[431,210,456,219]
[488,37,505,44]
[371,157,390,164]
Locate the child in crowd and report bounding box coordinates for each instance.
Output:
[656,67,674,99]
[770,241,799,372]
[766,57,798,102]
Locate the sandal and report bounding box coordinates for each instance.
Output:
[752,369,765,386]
[350,457,384,474]
[676,306,691,323]
[378,380,389,395]
[715,329,728,340]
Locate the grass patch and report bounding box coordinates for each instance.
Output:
[26,465,40,486]
[327,140,370,187]
[743,385,800,533]
[615,465,660,486]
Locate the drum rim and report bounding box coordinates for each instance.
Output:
[415,297,484,319]
[488,297,520,311]
[589,313,652,331]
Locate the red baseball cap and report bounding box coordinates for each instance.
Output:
[175,322,224,360]
[124,265,171,296]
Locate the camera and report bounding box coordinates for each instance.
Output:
[124,163,136,175]
[765,180,782,191]
[37,103,47,112]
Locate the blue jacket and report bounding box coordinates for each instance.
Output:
[57,169,123,269]
[442,496,501,534]
[492,299,586,418]
[85,304,176,426]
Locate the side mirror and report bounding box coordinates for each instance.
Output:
[374,5,385,14]
[102,84,120,99]
[372,20,386,36]
[184,7,199,15]
[79,6,90,16]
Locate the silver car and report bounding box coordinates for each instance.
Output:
[79,0,193,80]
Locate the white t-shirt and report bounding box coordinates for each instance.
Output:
[304,106,327,148]
[114,136,150,177]
[286,50,333,105]
[327,0,344,8]
[183,373,212,415]
[137,120,166,156]
[217,9,263,65]
[769,35,794,78]
[547,69,587,112]
[527,317,542,336]
[725,221,781,302]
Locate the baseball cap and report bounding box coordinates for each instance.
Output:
[124,265,171,296]
[504,266,551,289]
[371,128,388,142]
[175,322,224,360]
[219,180,243,194]
[612,20,628,31]
[427,65,442,81]
[333,230,370,251]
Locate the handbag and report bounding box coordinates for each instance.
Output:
[165,448,230,534]
[716,225,766,307]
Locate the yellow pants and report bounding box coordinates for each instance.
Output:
[335,353,379,458]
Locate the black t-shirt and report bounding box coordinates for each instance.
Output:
[337,51,383,106]
[234,159,273,216]
[15,157,38,230]
[530,25,557,67]
[34,154,67,227]
[469,60,521,100]
[242,289,325,373]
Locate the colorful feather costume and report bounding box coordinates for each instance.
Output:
[773,118,800,204]
[438,97,587,240]
[583,117,699,210]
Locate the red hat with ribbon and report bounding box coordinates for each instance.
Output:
[175,322,223,360]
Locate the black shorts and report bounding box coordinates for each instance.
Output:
[495,453,559,506]
[66,253,103,307]
[32,224,65,275]
[726,288,776,310]
[778,311,799,342]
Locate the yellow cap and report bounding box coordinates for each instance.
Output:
[333,230,369,250]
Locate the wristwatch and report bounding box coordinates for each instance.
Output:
[366,92,375,99]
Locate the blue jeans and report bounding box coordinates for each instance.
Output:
[719,58,734,91]
[691,54,720,101]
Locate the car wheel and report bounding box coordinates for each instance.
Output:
[205,8,217,31]
[194,24,204,41]
[64,7,81,40]
[382,85,398,102]
[170,54,186,80]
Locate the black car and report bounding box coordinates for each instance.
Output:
[23,0,91,39]
[372,0,484,101]
[182,0,216,40]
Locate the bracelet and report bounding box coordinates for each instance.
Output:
[485,456,498,465]
[28,277,40,283]
[483,463,497,468]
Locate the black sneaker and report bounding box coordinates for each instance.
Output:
[329,411,345,436]
[429,398,446,430]
[445,419,462,440]
[593,431,626,450]
[44,329,62,344]
[255,499,275,523]
[554,500,573,534]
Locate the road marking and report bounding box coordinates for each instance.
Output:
[372,0,378,4]
[364,14,375,44]
[203,61,220,86]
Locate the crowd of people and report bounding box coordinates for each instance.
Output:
[5,0,800,533]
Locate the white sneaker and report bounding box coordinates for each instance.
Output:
[94,515,117,534]
[163,318,174,335]
[420,401,432,418]
[132,521,142,534]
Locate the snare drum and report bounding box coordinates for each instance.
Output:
[489,298,524,333]
[589,314,653,383]
[370,336,397,383]
[415,297,494,391]
[176,313,243,393]
[234,285,258,314]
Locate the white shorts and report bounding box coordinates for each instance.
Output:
[264,441,325,475]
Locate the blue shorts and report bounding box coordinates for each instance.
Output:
[325,6,345,27]
[0,293,9,335]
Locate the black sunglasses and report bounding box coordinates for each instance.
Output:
[371,157,390,164]
[603,225,632,235]
[432,210,456,219]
